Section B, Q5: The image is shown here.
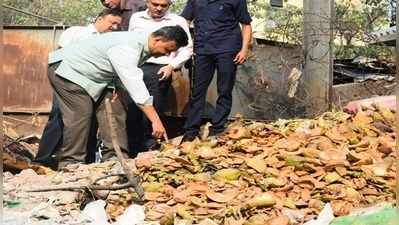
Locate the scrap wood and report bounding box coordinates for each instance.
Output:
[3,134,41,172]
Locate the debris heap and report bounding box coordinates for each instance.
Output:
[133,105,396,224]
[3,104,396,225]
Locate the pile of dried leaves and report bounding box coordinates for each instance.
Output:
[124,104,396,225]
[6,105,394,225]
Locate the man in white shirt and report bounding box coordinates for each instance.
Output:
[127,0,193,151]
[58,8,122,48]
[35,8,123,167]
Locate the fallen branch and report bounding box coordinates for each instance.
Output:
[26,182,132,192]
[27,173,132,192]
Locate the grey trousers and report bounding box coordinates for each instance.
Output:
[47,63,128,168]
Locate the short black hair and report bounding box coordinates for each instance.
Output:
[152,26,189,49]
[96,8,122,21]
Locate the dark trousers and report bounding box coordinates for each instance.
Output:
[34,95,63,166]
[44,63,128,169]
[125,63,171,154]
[184,53,237,137]
[34,64,98,167]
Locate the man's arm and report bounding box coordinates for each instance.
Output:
[128,13,137,31]
[180,0,195,22]
[168,17,193,69]
[107,44,168,140]
[139,105,168,140]
[57,27,75,48]
[158,0,195,80]
[58,26,96,48]
[158,17,194,80]
[233,23,252,64]
[233,0,253,64]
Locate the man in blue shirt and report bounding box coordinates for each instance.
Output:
[181,0,252,141]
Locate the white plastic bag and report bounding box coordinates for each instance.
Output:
[82,200,145,225]
[303,203,334,225]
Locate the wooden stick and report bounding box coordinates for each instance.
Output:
[26,182,132,192]
[105,98,145,201]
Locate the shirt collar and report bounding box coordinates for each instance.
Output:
[87,24,99,34]
[140,9,172,20]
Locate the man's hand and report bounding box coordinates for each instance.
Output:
[158,64,174,81]
[111,92,118,102]
[152,120,168,141]
[233,48,249,64]
[138,104,169,142]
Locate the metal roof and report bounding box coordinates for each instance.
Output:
[370,26,396,46]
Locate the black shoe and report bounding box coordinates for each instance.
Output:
[182,134,196,142]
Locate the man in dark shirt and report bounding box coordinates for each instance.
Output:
[101,0,146,30]
[181,0,253,141]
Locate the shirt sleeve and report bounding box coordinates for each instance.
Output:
[169,18,193,69]
[180,0,195,21]
[58,28,74,48]
[234,0,252,24]
[107,45,153,106]
[128,14,136,31]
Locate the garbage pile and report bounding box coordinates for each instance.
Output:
[3,104,396,225]
[132,104,396,224]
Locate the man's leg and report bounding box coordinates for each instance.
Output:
[47,72,94,169]
[183,54,216,138]
[34,64,63,166]
[126,101,144,157]
[210,53,237,134]
[86,114,99,163]
[96,90,129,160]
[141,63,171,150]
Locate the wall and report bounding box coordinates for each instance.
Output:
[3,26,65,113]
[3,26,303,120]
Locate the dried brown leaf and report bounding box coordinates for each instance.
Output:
[245,157,267,173]
[206,189,239,203]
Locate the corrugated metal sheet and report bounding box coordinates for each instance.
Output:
[4,26,66,113]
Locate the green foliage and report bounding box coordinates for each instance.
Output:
[256,2,303,44]
[4,0,103,25]
[248,0,392,60]
[169,0,187,14]
[333,0,391,59]
[4,0,393,60]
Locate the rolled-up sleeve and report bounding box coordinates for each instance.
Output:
[180,0,194,21]
[169,18,193,69]
[107,45,153,105]
[234,0,252,24]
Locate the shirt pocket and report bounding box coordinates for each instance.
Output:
[198,1,233,21]
[213,2,234,21]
